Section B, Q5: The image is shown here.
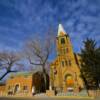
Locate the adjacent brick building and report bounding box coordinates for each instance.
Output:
[0,71,49,96]
[5,72,33,96]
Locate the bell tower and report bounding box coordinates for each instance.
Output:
[56,24,69,56]
[56,24,75,67]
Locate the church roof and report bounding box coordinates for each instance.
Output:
[58,24,67,36]
[9,70,38,78]
[0,81,5,86]
[10,71,33,78]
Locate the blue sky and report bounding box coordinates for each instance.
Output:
[0,0,100,52]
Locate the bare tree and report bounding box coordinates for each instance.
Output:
[24,33,55,91]
[0,51,21,80]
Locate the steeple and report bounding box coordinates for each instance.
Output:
[58,24,67,36]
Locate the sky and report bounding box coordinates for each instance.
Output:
[0,0,100,53]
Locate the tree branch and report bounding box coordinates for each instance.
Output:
[0,70,17,80]
[28,56,42,66]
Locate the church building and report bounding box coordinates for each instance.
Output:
[0,24,85,96]
[50,24,84,93]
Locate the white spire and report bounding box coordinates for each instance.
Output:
[58,24,66,36]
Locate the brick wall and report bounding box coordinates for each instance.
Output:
[0,85,6,96]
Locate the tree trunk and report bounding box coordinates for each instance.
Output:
[42,65,47,92]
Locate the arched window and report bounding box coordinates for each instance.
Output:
[66,48,69,53]
[61,38,65,44]
[14,84,20,93]
[61,61,64,67]
[65,74,74,87]
[65,60,68,66]
[69,60,71,66]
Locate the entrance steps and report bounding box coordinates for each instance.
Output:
[57,90,88,96]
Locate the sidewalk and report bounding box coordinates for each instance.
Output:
[0,95,95,99]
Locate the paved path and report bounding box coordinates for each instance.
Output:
[0,96,99,100]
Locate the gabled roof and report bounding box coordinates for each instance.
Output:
[58,24,67,36]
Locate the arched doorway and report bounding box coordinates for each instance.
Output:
[14,84,20,94]
[65,74,74,92]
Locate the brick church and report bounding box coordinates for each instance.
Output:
[50,24,84,93]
